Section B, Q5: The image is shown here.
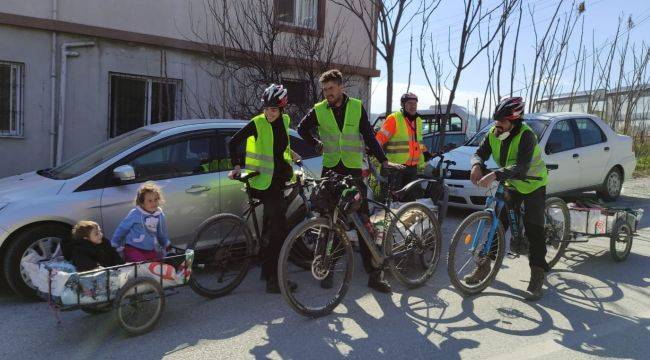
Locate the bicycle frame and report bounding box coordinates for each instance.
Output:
[319,197,424,269]
[470,182,524,257]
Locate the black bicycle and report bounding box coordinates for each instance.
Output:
[277,172,442,318]
[186,162,315,298]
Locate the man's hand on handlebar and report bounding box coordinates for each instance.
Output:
[470,164,484,185]
[477,171,497,188]
[228,165,241,180]
[382,161,406,170]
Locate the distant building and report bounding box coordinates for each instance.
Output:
[535,85,650,132]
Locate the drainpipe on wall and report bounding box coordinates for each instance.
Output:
[49,0,58,167]
[56,41,95,166]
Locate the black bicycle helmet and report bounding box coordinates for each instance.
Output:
[493,96,525,121]
[400,92,418,106]
[261,83,288,108]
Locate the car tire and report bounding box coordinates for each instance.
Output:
[597,167,623,202]
[3,224,70,299]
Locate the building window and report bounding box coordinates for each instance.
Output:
[0,61,24,137]
[109,73,182,138]
[275,0,323,35]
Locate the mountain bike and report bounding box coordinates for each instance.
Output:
[447,167,570,296]
[278,172,442,317]
[187,162,315,298]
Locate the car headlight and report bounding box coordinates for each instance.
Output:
[0,202,9,213]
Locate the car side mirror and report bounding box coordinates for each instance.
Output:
[113,165,135,182]
[546,142,561,154]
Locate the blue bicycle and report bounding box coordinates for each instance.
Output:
[447,170,570,296]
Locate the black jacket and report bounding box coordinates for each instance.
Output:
[471,122,536,181]
[63,237,124,272]
[297,94,388,168]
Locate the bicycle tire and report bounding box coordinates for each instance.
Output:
[278,217,354,318]
[610,219,633,262]
[383,202,441,288]
[187,213,254,298]
[447,210,505,296]
[115,277,164,336]
[544,197,570,268]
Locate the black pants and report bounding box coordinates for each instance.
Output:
[498,186,549,271]
[380,165,418,201]
[323,163,378,274]
[251,179,289,281]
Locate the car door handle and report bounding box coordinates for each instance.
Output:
[604,146,610,151]
[185,185,211,194]
[572,153,579,159]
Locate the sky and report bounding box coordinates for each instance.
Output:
[369,0,650,115]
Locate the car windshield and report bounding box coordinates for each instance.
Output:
[40,129,157,180]
[465,120,549,147]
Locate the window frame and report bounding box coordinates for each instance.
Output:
[0,60,25,138]
[274,0,326,37]
[77,130,218,191]
[573,117,607,148]
[108,72,183,138]
[546,119,579,154]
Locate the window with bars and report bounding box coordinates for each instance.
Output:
[109,73,182,138]
[0,61,24,137]
[276,0,319,30]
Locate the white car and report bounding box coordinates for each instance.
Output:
[429,113,637,209]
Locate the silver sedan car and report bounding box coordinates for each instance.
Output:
[0,119,322,298]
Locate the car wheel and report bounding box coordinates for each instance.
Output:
[597,167,623,202]
[3,224,70,299]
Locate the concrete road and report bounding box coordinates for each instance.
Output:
[1,178,648,360]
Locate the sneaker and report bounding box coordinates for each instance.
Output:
[368,272,392,293]
[463,257,492,285]
[510,238,530,255]
[524,265,545,301]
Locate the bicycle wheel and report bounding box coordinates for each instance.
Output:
[286,204,315,270]
[447,210,505,296]
[544,197,570,268]
[610,219,633,262]
[187,214,255,298]
[383,202,441,288]
[278,217,354,318]
[115,278,164,336]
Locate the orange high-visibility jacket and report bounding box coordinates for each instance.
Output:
[376,112,428,166]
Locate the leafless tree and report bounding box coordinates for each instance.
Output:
[331,0,421,115]
[420,0,519,152]
[184,0,357,123]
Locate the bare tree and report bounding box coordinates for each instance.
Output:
[185,0,356,122]
[420,0,519,152]
[331,0,420,115]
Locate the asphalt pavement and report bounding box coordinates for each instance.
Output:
[1,178,648,360]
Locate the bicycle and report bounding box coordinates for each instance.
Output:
[367,153,456,225]
[186,161,315,298]
[447,166,570,296]
[277,171,442,318]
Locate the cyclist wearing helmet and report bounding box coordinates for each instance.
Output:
[376,92,434,199]
[297,69,403,293]
[469,96,549,300]
[228,84,297,294]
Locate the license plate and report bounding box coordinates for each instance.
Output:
[448,187,459,196]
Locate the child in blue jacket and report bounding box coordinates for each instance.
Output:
[111,182,171,262]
